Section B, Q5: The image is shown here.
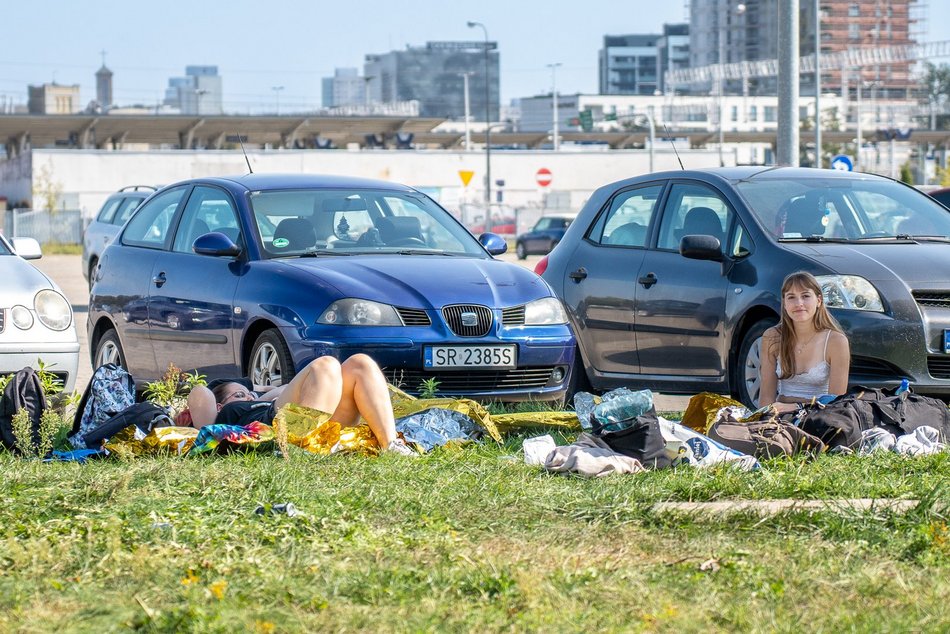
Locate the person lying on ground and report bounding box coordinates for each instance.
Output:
[186,354,415,455]
[758,271,851,415]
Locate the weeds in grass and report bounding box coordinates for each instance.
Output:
[418,377,440,399]
[144,363,206,413]
[9,406,71,457]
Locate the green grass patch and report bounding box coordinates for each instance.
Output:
[41,242,83,255]
[1,439,948,631]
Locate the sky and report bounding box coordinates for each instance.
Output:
[1,0,948,114]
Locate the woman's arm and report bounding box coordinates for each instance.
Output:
[827,331,851,395]
[255,384,285,402]
[758,327,780,406]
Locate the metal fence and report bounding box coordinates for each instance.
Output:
[2,209,84,245]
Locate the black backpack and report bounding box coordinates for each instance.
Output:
[800,386,950,449]
[0,367,48,453]
[78,402,174,448]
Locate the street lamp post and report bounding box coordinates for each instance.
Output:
[814,0,822,168]
[459,71,473,151]
[467,20,492,207]
[272,85,284,115]
[547,62,562,151]
[717,1,746,167]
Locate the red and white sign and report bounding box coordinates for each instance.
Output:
[535,167,552,188]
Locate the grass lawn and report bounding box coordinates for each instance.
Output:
[1,433,949,632]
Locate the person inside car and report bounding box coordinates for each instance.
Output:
[186,354,415,456]
[758,271,851,414]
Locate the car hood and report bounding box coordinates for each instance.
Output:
[0,256,57,303]
[281,255,553,307]
[781,242,950,284]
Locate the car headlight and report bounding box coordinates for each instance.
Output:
[816,275,884,312]
[35,289,72,330]
[11,305,33,329]
[524,297,568,325]
[317,299,402,326]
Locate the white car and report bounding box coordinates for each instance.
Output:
[0,234,79,392]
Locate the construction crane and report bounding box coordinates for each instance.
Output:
[665,40,950,87]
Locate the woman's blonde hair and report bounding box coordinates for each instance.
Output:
[774,271,843,378]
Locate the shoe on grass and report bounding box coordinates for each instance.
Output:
[385,438,418,457]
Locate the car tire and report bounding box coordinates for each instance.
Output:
[516,242,527,260]
[734,318,778,408]
[249,329,296,387]
[88,257,98,291]
[94,329,127,370]
[561,345,593,409]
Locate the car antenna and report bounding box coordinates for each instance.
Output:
[237,131,253,174]
[663,122,685,170]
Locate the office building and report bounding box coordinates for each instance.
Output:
[163,65,223,115]
[656,23,690,94]
[598,34,661,96]
[364,41,499,120]
[322,68,366,108]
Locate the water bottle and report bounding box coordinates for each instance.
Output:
[592,389,654,433]
[895,378,910,395]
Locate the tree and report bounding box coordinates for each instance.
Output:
[921,63,950,130]
[31,164,63,213]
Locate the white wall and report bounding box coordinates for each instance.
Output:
[2,148,725,217]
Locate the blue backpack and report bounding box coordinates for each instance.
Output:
[69,364,136,449]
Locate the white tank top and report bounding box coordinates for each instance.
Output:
[776,331,832,399]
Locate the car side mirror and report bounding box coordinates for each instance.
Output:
[12,237,42,260]
[479,232,508,256]
[193,232,242,257]
[679,235,723,262]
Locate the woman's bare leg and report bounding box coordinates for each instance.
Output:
[273,356,344,414]
[334,354,397,446]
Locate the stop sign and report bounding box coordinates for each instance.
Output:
[536,168,552,187]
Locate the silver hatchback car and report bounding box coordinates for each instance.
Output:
[82,186,155,288]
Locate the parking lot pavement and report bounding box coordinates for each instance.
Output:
[32,252,692,411]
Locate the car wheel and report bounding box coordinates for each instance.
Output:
[249,329,296,387]
[561,345,593,409]
[88,257,98,290]
[734,318,778,407]
[516,242,527,260]
[94,329,127,370]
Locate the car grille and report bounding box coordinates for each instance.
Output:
[849,356,907,380]
[912,291,950,309]
[395,307,431,326]
[384,367,555,392]
[501,305,525,325]
[927,356,950,379]
[442,304,493,337]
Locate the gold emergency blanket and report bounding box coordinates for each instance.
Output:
[103,426,199,458]
[681,392,747,433]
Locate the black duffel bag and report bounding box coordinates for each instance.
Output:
[590,400,672,469]
[79,402,174,448]
[799,386,950,449]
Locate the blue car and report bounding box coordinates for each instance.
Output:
[88,174,575,402]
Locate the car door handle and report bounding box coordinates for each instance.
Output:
[638,272,658,288]
[569,267,588,282]
[152,272,167,288]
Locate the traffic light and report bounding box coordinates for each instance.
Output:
[578,109,594,132]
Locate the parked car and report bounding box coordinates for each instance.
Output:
[929,186,950,208]
[539,166,950,406]
[82,185,156,288]
[515,214,577,259]
[0,234,79,392]
[89,174,575,402]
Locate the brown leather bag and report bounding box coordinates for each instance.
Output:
[707,418,826,459]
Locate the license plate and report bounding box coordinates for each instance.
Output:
[424,345,517,369]
[945,329,950,354]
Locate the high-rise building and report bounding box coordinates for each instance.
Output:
[656,23,690,94]
[364,41,499,120]
[163,66,223,115]
[598,34,661,95]
[321,68,366,108]
[689,0,920,97]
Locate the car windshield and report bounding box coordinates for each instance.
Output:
[735,177,950,241]
[249,188,487,258]
[0,237,11,256]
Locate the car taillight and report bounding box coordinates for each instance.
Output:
[534,256,548,276]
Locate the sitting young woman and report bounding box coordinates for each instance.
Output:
[759,271,851,415]
[186,354,414,456]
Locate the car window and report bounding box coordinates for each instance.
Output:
[656,183,733,252]
[592,184,664,247]
[121,187,187,249]
[96,197,122,223]
[113,196,145,225]
[172,186,241,253]
[534,218,552,231]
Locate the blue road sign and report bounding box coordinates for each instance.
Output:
[831,154,853,171]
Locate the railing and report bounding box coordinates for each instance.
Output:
[2,209,83,245]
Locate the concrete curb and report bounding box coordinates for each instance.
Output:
[651,498,922,516]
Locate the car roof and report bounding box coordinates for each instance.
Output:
[599,166,895,192]
[178,173,419,193]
